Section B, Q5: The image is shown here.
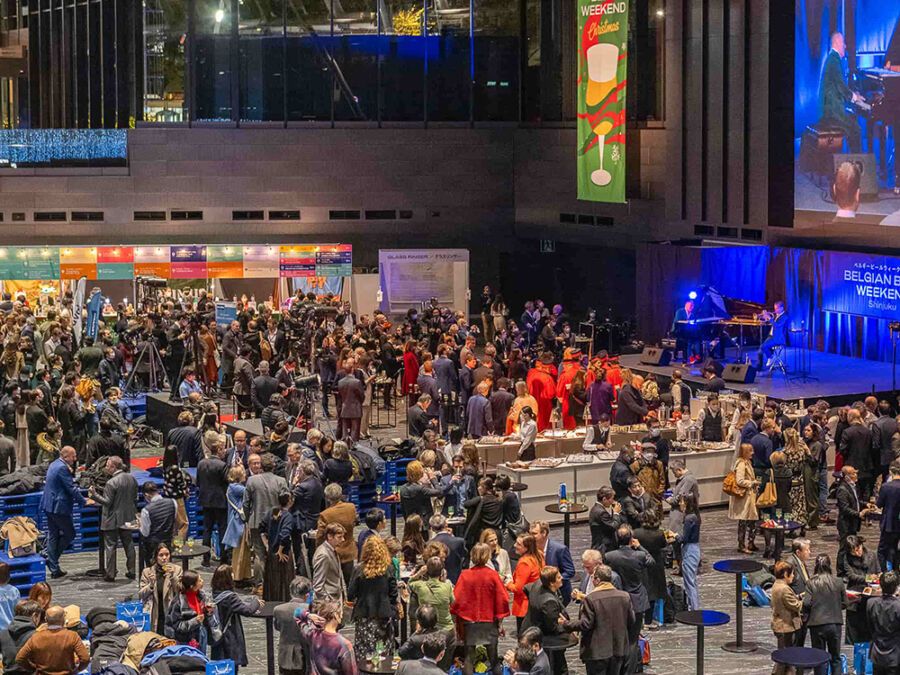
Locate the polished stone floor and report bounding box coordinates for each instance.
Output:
[45,503,860,675]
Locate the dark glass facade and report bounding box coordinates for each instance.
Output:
[2,0,665,127]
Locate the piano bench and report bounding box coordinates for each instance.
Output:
[799,124,846,177]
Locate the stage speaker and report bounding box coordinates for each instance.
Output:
[833,153,878,198]
[722,363,757,384]
[639,347,672,366]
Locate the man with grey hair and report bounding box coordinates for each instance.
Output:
[89,455,138,582]
[244,452,290,592]
[573,549,621,601]
[253,360,279,417]
[315,482,358,583]
[292,459,324,572]
[408,394,436,438]
[273,576,312,675]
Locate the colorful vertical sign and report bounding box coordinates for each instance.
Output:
[97,246,134,279]
[279,245,317,278]
[577,0,628,203]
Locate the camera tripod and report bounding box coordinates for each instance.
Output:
[123,337,168,395]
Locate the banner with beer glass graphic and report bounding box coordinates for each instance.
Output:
[577,0,628,203]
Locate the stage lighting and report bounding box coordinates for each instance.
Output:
[688,291,697,300]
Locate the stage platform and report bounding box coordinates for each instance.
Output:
[223,417,305,443]
[619,351,895,404]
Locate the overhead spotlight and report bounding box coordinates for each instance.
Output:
[688,291,697,300]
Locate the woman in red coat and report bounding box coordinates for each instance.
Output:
[450,542,511,675]
[401,340,420,407]
[555,348,583,430]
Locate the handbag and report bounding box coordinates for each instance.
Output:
[207,661,235,675]
[756,470,777,508]
[721,471,746,498]
[231,527,252,582]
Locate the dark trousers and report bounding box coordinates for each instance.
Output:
[339,417,361,443]
[585,658,627,675]
[546,648,568,675]
[809,623,842,675]
[103,528,136,579]
[626,614,644,674]
[878,530,900,572]
[202,507,228,565]
[45,512,75,575]
[874,666,900,675]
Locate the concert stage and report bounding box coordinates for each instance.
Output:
[619,351,896,405]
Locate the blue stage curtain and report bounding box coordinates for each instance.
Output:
[635,243,702,344]
[700,246,769,303]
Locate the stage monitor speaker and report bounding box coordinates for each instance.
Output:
[722,363,756,384]
[639,347,672,367]
[833,153,878,198]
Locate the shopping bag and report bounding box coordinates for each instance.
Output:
[231,527,252,581]
[206,660,235,675]
[853,642,873,675]
[116,601,150,631]
[756,471,777,508]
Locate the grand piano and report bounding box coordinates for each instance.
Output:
[853,53,900,181]
[673,287,767,360]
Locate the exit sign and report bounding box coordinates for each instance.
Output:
[540,240,556,253]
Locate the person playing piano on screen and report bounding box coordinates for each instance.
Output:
[756,301,790,370]
[672,299,701,364]
[819,32,863,153]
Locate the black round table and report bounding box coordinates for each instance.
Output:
[544,503,588,548]
[771,646,830,670]
[245,600,280,675]
[375,498,401,536]
[171,544,211,572]
[712,558,763,653]
[675,610,730,675]
[358,657,397,674]
[759,520,802,560]
[510,482,528,492]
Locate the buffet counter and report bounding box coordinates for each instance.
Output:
[496,444,735,526]
[475,426,677,466]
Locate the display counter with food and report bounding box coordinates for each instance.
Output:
[496,442,736,525]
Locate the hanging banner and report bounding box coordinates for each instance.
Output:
[577,0,628,203]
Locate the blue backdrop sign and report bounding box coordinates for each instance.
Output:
[822,251,900,319]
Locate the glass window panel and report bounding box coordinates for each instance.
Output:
[193,0,233,121]
[239,0,284,121]
[427,0,469,121]
[628,0,664,122]
[284,0,331,121]
[143,0,187,123]
[520,0,542,122]
[331,0,378,121]
[473,0,519,121]
[379,0,424,121]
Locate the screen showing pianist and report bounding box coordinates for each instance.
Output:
[794,1,900,224]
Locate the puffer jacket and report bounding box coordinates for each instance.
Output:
[0,614,37,674]
[87,608,135,673]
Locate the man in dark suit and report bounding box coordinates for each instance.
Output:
[197,443,229,566]
[226,430,250,470]
[433,345,459,397]
[604,525,654,672]
[841,409,876,501]
[789,538,812,645]
[489,379,515,436]
[166,411,203,467]
[671,299,700,361]
[750,419,776,480]
[562,564,636,675]
[274,576,311,675]
[428,514,466,584]
[702,365,725,394]
[88,456,138,582]
[741,408,765,445]
[756,301,791,370]
[292,460,324,532]
[408,394,437,438]
[877,462,900,571]
[589,486,623,553]
[251,361,279,416]
[872,402,899,482]
[40,445,87,578]
[836,465,871,556]
[867,570,900,674]
[515,627,551,675]
[336,371,364,443]
[396,633,449,675]
[818,32,861,152]
[529,520,575,605]
[620,478,657,530]
[416,363,441,419]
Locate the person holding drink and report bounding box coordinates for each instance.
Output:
[164,570,221,653]
[138,543,183,636]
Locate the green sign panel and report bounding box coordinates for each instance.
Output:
[577,0,628,203]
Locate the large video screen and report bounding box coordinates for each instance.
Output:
[795,1,900,224]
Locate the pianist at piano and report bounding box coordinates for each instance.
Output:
[820,32,863,153]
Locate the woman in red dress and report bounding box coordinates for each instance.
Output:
[401,340,420,408]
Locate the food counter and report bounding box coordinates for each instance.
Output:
[496,443,735,526]
[475,426,677,466]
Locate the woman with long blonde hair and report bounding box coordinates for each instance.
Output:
[783,427,813,530]
[348,535,399,661]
